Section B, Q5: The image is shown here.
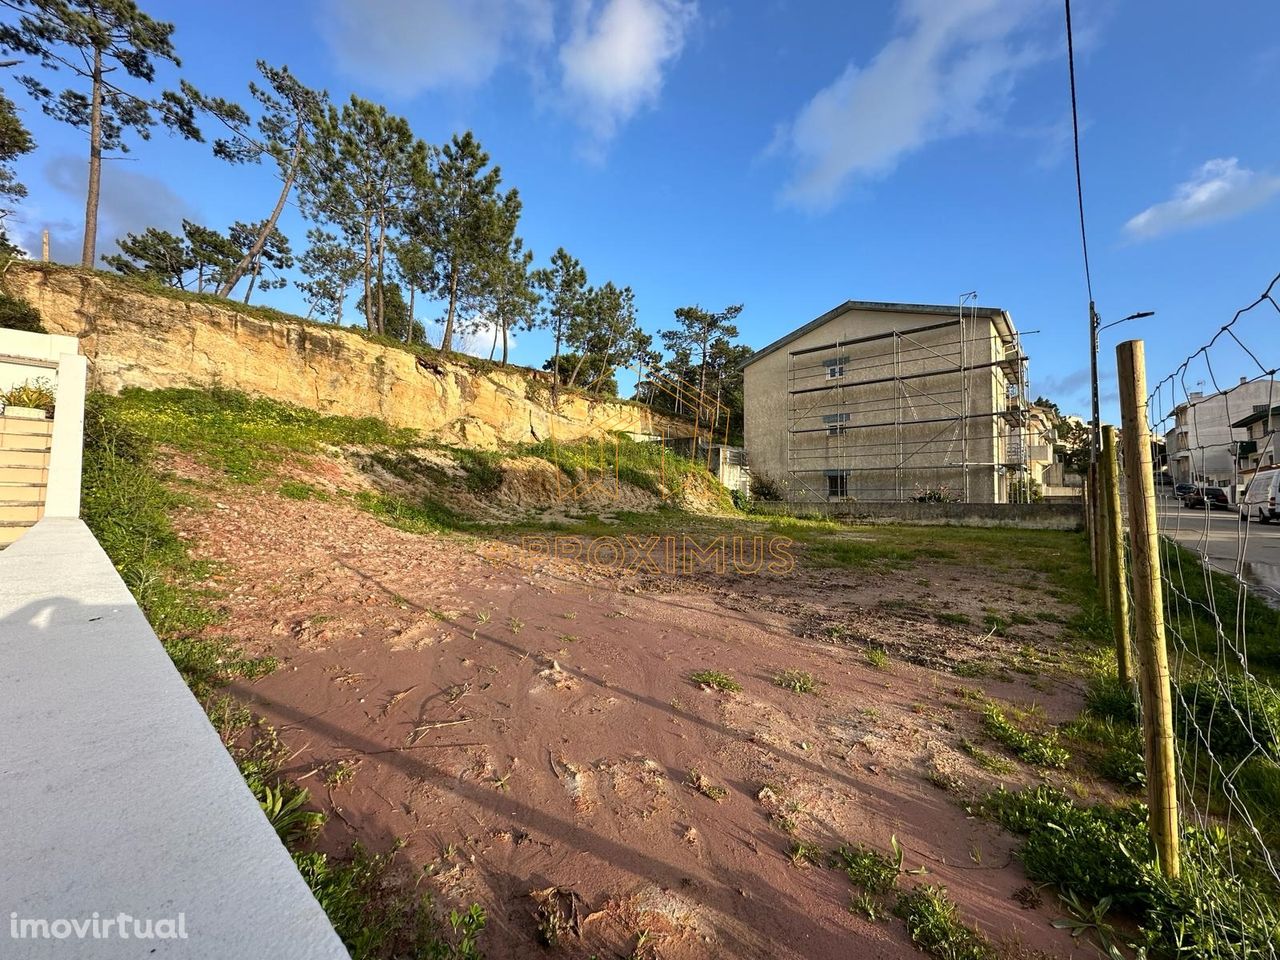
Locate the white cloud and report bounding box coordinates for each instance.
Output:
[1123,158,1280,241]
[558,0,697,146]
[319,0,554,96]
[774,0,1051,210]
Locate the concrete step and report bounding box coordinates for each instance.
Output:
[0,519,35,547]
[0,448,50,468]
[0,501,42,523]
[0,429,52,451]
[0,483,45,503]
[0,414,53,435]
[0,463,48,484]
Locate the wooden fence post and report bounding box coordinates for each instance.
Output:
[1087,462,1101,581]
[1116,339,1180,879]
[1096,457,1114,620]
[1102,425,1133,687]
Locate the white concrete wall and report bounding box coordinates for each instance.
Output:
[0,518,349,959]
[0,328,86,519]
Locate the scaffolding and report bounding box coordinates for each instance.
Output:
[784,307,1030,503]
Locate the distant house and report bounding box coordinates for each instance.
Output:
[741,300,1029,504]
[1232,402,1280,483]
[1163,378,1280,487]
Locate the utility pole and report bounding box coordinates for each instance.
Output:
[1089,300,1100,465]
[1091,307,1156,466]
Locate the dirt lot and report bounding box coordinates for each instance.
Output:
[175,477,1099,959]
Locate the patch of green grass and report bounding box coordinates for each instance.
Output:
[787,840,823,867]
[453,448,504,494]
[1177,671,1280,763]
[1162,541,1280,678]
[894,886,994,960]
[353,490,473,534]
[805,537,936,571]
[976,785,1280,959]
[832,843,900,894]
[865,647,891,671]
[690,669,742,693]
[1083,673,1138,723]
[1063,714,1144,789]
[523,434,732,508]
[100,387,421,484]
[278,479,329,501]
[774,668,818,693]
[295,848,486,960]
[981,705,1070,768]
[959,738,1015,775]
[936,611,972,627]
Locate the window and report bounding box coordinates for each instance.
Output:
[824,355,849,380]
[823,412,851,436]
[826,472,849,499]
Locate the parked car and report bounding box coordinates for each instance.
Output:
[1184,486,1230,510]
[1174,482,1197,498]
[1239,471,1280,524]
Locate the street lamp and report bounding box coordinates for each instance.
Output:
[1090,307,1155,462]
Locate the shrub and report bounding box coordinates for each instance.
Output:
[1177,673,1280,762]
[749,473,783,501]
[0,291,43,332]
[978,786,1280,959]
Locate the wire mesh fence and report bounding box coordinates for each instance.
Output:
[1106,272,1280,956]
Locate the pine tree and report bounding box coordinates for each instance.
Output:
[101,225,191,286]
[661,303,743,409]
[0,86,34,251]
[296,227,359,325]
[227,219,292,303]
[405,131,514,353]
[302,95,420,334]
[180,62,325,297]
[485,235,537,366]
[532,247,587,388]
[0,0,201,266]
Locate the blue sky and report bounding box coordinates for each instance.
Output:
[6,0,1280,421]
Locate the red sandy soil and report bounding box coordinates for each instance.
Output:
[175,481,1097,959]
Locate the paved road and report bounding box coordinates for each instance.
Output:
[1156,497,1280,604]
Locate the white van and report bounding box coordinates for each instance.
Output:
[1239,470,1280,524]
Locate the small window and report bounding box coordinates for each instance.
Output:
[826,473,849,499]
[823,355,849,380]
[823,412,851,436]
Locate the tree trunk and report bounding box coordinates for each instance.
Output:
[441,264,459,352]
[375,210,387,335]
[501,323,509,365]
[216,121,303,297]
[81,46,104,268]
[361,219,374,332]
[407,286,415,343]
[551,320,563,389]
[242,262,259,304]
[568,350,588,388]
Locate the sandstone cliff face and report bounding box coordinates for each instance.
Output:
[4,264,668,448]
